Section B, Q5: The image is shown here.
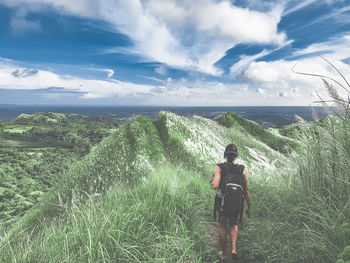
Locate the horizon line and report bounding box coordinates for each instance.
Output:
[0,104,326,108]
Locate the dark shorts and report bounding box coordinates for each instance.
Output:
[219,213,239,228]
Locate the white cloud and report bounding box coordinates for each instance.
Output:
[258,88,264,94]
[144,0,286,44]
[143,78,264,105]
[2,0,288,75]
[3,50,350,106]
[0,59,306,106]
[100,0,200,72]
[155,65,167,75]
[283,0,346,16]
[283,0,317,15]
[86,68,114,78]
[4,1,350,106]
[239,57,350,104]
[292,34,350,63]
[230,49,270,74]
[104,69,114,78]
[137,75,163,83]
[1,0,100,18]
[0,62,155,99]
[134,0,287,74]
[225,33,350,105]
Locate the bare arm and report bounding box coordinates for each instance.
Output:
[242,168,251,217]
[211,165,221,189]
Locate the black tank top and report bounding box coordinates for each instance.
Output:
[218,162,245,192]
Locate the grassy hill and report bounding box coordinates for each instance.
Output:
[0,111,349,263]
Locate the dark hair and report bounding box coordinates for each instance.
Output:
[224,144,238,162]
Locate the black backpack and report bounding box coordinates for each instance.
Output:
[214,162,245,220]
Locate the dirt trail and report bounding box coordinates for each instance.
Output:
[206,223,234,262]
[206,223,262,263]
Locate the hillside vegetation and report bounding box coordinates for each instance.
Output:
[0,110,349,263]
[0,112,119,227]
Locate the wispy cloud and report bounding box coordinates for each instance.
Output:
[292,34,350,62]
[10,7,41,35]
[230,49,271,75]
[155,65,167,75]
[283,0,317,16]
[1,0,100,18]
[0,62,155,99]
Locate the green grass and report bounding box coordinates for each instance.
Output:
[3,125,32,134]
[0,139,27,147]
[1,105,349,263]
[1,116,166,242]
[0,164,217,263]
[215,112,302,154]
[291,114,350,262]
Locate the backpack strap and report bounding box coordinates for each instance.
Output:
[237,164,245,224]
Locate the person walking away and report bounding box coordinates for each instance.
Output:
[211,144,251,261]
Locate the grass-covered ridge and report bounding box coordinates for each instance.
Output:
[1,114,217,262]
[1,110,349,263]
[215,112,301,154]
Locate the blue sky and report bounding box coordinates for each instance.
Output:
[0,0,350,106]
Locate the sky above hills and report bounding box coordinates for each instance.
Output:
[0,0,350,106]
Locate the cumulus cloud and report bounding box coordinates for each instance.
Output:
[226,33,350,105]
[144,0,286,44]
[238,57,350,104]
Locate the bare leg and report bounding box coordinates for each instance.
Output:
[218,224,227,254]
[230,225,239,254]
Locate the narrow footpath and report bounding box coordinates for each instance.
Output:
[206,222,264,263]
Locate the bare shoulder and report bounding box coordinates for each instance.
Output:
[214,165,221,173]
[243,167,248,176]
